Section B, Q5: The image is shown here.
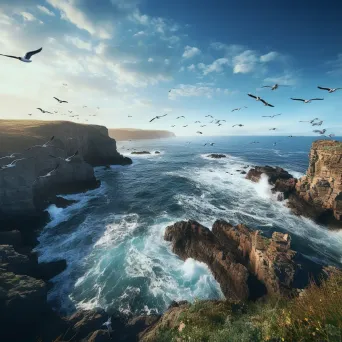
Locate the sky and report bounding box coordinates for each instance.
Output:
[0,0,341,136]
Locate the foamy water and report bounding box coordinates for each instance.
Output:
[35,136,342,315]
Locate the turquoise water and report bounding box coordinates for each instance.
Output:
[36,136,342,315]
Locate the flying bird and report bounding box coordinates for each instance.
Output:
[260,98,274,107]
[196,131,203,134]
[0,152,21,160]
[63,83,68,86]
[250,141,260,144]
[317,86,342,93]
[54,111,58,113]
[261,84,290,91]
[128,115,132,118]
[195,121,201,123]
[103,317,112,337]
[176,116,185,119]
[28,114,32,116]
[205,115,213,118]
[26,136,55,151]
[262,114,282,118]
[204,142,215,146]
[232,124,244,127]
[0,158,28,171]
[171,125,175,127]
[231,108,241,112]
[200,125,207,127]
[53,97,68,104]
[216,120,226,124]
[313,129,327,135]
[83,106,87,108]
[312,121,323,126]
[149,114,167,122]
[33,164,60,183]
[183,125,188,127]
[248,94,261,101]
[0,47,42,63]
[269,128,277,130]
[291,98,324,103]
[37,108,53,114]
[49,151,79,162]
[248,94,274,107]
[288,135,294,138]
[68,110,73,113]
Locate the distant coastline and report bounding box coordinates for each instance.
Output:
[108,128,176,141]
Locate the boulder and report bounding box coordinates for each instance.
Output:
[246,166,293,185]
[207,154,226,159]
[154,151,161,154]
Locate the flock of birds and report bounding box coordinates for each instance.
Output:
[0,47,340,147]
[0,135,79,184]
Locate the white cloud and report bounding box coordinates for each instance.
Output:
[168,84,232,100]
[148,57,154,62]
[187,64,196,71]
[37,5,55,16]
[197,58,229,75]
[95,42,107,55]
[65,35,92,51]
[263,72,297,86]
[182,45,201,59]
[232,50,258,74]
[47,0,113,39]
[260,51,279,63]
[164,58,170,65]
[133,30,145,37]
[20,11,37,22]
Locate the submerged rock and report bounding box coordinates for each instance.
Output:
[207,154,227,159]
[131,151,151,155]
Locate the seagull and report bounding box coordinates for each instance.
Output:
[216,120,226,124]
[250,141,259,144]
[68,110,73,113]
[232,124,244,127]
[128,115,132,118]
[217,123,223,126]
[54,111,58,114]
[63,83,68,86]
[83,106,87,108]
[37,108,53,114]
[28,114,32,116]
[183,125,188,127]
[33,164,59,183]
[312,121,323,126]
[176,116,185,119]
[49,151,78,162]
[200,125,207,127]
[0,47,42,63]
[248,94,261,101]
[149,114,167,122]
[231,108,241,112]
[269,128,277,130]
[0,158,29,171]
[171,125,176,127]
[313,129,327,135]
[299,118,321,124]
[103,317,113,337]
[196,131,203,134]
[195,121,201,123]
[0,152,21,160]
[260,98,274,107]
[317,86,342,93]
[262,114,282,118]
[205,115,213,118]
[261,84,289,91]
[288,135,294,138]
[204,143,215,146]
[25,136,55,151]
[291,98,324,103]
[53,97,68,104]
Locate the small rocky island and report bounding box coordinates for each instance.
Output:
[207,154,227,159]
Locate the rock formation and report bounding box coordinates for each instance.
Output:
[245,141,342,224]
[295,140,342,221]
[207,154,227,159]
[164,220,311,301]
[131,151,151,155]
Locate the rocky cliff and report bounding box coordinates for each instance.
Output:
[295,140,342,221]
[245,140,342,224]
[164,220,315,301]
[0,120,132,219]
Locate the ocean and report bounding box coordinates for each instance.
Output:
[35,136,342,316]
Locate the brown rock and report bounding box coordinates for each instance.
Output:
[164,220,250,300]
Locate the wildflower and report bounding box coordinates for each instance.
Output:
[304,318,308,322]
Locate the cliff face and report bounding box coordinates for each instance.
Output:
[296,140,342,221]
[164,220,311,301]
[0,120,132,219]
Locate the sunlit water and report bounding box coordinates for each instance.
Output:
[35,136,342,315]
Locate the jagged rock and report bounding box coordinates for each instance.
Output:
[295,140,342,221]
[0,230,22,246]
[246,166,293,185]
[131,151,151,155]
[164,220,250,300]
[212,220,299,296]
[240,171,247,174]
[207,154,226,159]
[0,245,33,275]
[154,151,161,154]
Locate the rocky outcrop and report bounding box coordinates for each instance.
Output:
[207,154,227,159]
[165,220,315,301]
[164,220,250,300]
[131,151,151,155]
[295,140,342,221]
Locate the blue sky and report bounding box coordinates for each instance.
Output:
[0,0,341,136]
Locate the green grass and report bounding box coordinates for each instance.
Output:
[153,271,342,342]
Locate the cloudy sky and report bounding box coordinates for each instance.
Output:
[0,0,341,136]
